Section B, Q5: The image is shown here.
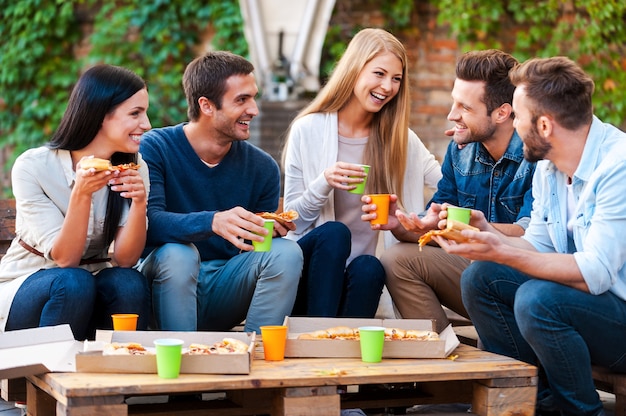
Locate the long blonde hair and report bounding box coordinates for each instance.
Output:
[283,28,410,204]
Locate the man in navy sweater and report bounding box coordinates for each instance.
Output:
[137,51,303,333]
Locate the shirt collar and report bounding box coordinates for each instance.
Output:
[572,116,602,183]
[476,130,525,164]
[59,149,77,187]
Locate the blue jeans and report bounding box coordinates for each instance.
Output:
[6,267,149,340]
[461,261,626,416]
[294,221,385,317]
[138,238,303,333]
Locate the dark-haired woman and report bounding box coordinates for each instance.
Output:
[0,64,151,340]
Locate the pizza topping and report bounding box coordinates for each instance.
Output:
[187,338,249,355]
[103,342,152,355]
[79,157,140,172]
[110,162,140,171]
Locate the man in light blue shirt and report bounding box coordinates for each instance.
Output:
[437,57,626,416]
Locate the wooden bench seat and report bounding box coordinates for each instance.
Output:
[0,199,25,402]
[0,198,15,259]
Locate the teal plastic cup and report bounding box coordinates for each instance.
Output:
[154,338,184,379]
[447,206,471,224]
[348,164,370,194]
[358,326,385,363]
[252,219,275,252]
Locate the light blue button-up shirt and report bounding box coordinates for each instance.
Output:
[523,116,626,301]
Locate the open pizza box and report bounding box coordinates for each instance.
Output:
[284,317,460,359]
[76,330,255,375]
[0,324,82,379]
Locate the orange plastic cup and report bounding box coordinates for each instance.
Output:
[111,314,138,331]
[260,325,288,361]
[368,194,390,225]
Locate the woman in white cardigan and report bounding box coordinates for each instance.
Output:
[282,28,441,317]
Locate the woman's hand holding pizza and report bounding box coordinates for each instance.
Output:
[108,169,146,205]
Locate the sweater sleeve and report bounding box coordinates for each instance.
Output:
[140,128,217,246]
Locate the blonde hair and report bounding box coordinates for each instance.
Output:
[283,28,410,204]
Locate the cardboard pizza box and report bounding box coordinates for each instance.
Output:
[283,317,459,359]
[0,325,82,379]
[76,330,255,375]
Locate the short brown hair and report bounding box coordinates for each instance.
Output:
[455,49,518,115]
[183,51,254,121]
[509,56,594,130]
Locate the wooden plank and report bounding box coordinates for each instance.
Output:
[26,379,56,416]
[282,386,337,397]
[271,392,341,416]
[593,365,626,416]
[0,198,16,257]
[476,376,537,388]
[1,377,26,402]
[472,382,536,416]
[59,402,128,416]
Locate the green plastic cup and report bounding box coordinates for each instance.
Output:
[447,206,471,224]
[348,164,370,194]
[252,219,275,252]
[154,338,184,379]
[358,326,385,363]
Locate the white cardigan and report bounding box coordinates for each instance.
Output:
[283,112,442,249]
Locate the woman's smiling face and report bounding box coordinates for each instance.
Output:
[97,88,151,154]
[352,51,403,114]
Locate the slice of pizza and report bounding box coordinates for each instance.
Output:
[257,210,299,226]
[418,220,479,249]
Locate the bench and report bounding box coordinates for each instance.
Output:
[0,199,25,403]
[0,199,15,259]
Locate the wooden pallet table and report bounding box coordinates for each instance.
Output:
[26,344,537,416]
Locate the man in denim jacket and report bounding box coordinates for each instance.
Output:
[369,50,535,332]
[438,56,626,416]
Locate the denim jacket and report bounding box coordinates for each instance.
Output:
[430,131,535,228]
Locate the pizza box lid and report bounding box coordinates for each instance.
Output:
[283,317,459,359]
[0,324,82,379]
[76,330,255,375]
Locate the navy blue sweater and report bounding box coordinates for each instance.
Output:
[140,123,280,261]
